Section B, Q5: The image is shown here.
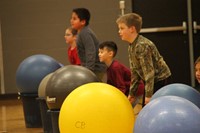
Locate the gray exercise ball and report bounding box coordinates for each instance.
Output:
[45,65,100,110]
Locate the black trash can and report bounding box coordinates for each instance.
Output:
[37,97,53,133]
[19,93,42,128]
[48,110,60,133]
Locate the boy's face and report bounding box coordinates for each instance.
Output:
[195,62,200,83]
[117,22,135,43]
[70,12,85,31]
[98,48,113,63]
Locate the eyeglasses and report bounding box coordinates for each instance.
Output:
[65,33,72,36]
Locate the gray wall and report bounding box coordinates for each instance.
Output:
[0,0,132,94]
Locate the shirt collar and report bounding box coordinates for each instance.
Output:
[129,35,140,47]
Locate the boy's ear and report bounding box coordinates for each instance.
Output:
[109,51,114,57]
[130,26,137,33]
[80,19,86,26]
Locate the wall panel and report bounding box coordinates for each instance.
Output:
[0,0,132,94]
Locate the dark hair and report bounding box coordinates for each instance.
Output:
[99,41,118,57]
[72,8,90,26]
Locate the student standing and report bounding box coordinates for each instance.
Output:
[64,27,81,65]
[70,8,106,81]
[116,13,172,105]
[98,41,144,97]
[99,41,130,96]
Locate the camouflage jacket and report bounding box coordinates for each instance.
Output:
[128,35,171,97]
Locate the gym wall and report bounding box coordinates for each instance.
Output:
[0,0,132,94]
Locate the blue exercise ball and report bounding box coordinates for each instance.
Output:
[58,63,64,67]
[151,83,200,109]
[16,54,61,93]
[45,65,100,110]
[134,96,200,133]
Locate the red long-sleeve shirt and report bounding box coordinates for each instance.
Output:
[107,60,131,96]
[67,46,81,65]
[107,60,144,96]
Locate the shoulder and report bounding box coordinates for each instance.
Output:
[111,60,121,66]
[135,35,156,55]
[79,26,96,39]
[79,26,92,34]
[136,35,154,47]
[111,60,130,70]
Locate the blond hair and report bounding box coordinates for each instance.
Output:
[116,13,142,33]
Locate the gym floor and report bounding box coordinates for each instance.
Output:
[0,94,142,133]
[0,95,43,133]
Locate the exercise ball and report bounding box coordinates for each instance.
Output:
[134,96,200,133]
[151,83,200,108]
[45,65,100,110]
[59,82,135,133]
[16,54,61,93]
[38,73,54,98]
[59,63,64,67]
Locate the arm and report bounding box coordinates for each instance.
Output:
[129,72,140,97]
[128,41,155,105]
[79,29,97,71]
[74,48,81,65]
[139,54,155,98]
[107,64,129,94]
[137,45,155,104]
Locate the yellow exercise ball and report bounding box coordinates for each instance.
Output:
[59,82,135,133]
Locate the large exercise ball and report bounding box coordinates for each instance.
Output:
[38,73,54,133]
[151,83,200,108]
[45,65,100,110]
[16,54,61,93]
[134,96,200,133]
[59,82,135,133]
[38,73,54,98]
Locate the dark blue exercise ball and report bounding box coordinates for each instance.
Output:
[134,96,200,133]
[58,63,64,67]
[16,54,61,93]
[45,65,100,110]
[151,83,200,109]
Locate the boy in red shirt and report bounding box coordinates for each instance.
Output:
[98,41,144,97]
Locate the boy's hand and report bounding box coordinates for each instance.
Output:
[128,95,136,104]
[145,97,151,105]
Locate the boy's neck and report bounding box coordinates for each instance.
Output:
[78,25,87,33]
[129,33,138,43]
[105,59,114,67]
